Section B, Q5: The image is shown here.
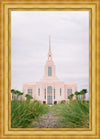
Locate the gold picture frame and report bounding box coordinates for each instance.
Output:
[0,0,100,138]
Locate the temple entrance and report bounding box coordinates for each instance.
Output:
[47,86,52,105]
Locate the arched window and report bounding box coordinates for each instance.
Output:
[54,89,55,99]
[48,67,52,76]
[38,88,40,96]
[60,88,62,96]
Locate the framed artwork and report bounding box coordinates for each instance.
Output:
[0,0,100,139]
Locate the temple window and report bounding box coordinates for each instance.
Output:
[60,88,62,96]
[47,86,52,93]
[27,89,32,96]
[48,67,52,76]
[44,89,46,99]
[38,88,40,96]
[54,88,55,99]
[67,89,72,96]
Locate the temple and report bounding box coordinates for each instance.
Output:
[23,36,77,104]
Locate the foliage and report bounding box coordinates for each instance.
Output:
[80,89,88,100]
[52,100,89,128]
[16,90,23,96]
[75,89,88,100]
[11,89,17,94]
[75,91,80,100]
[34,100,40,103]
[60,100,66,104]
[68,94,74,101]
[11,89,23,100]
[25,94,33,101]
[11,100,49,128]
[75,91,80,96]
[80,89,88,94]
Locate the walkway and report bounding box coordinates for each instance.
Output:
[31,109,60,128]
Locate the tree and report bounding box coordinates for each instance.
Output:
[75,91,80,100]
[25,94,33,101]
[11,89,23,100]
[75,89,88,101]
[11,89,17,100]
[16,90,23,100]
[80,89,87,94]
[68,94,74,101]
[15,90,23,100]
[19,92,24,100]
[80,89,88,100]
[11,89,16,94]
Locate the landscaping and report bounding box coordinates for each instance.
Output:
[11,89,89,128]
[52,100,89,128]
[11,100,49,128]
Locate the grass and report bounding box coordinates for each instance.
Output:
[11,100,89,128]
[11,100,50,128]
[52,100,89,128]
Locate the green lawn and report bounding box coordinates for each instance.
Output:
[51,100,89,128]
[11,100,50,128]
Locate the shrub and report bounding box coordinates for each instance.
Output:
[68,94,74,101]
[11,100,49,128]
[60,100,66,104]
[25,94,33,101]
[53,100,89,128]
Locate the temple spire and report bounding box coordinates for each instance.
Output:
[48,35,52,60]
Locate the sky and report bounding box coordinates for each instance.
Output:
[11,11,89,99]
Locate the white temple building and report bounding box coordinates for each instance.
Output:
[23,36,77,104]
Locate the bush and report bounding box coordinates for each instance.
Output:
[60,100,66,104]
[68,94,74,101]
[34,100,40,104]
[52,100,89,128]
[11,100,49,128]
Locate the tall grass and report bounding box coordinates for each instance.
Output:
[52,100,89,128]
[11,100,49,128]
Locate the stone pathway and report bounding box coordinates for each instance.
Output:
[31,109,60,128]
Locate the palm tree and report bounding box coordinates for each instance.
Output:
[68,94,74,101]
[11,89,23,100]
[80,89,88,100]
[19,92,23,100]
[19,92,24,100]
[17,90,23,100]
[11,89,16,94]
[15,90,23,100]
[25,94,33,101]
[75,91,80,100]
[11,89,17,100]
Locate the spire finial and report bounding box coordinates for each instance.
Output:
[49,35,51,51]
[48,35,52,60]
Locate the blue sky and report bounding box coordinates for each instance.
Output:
[11,11,89,99]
